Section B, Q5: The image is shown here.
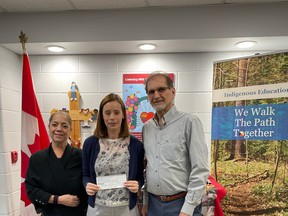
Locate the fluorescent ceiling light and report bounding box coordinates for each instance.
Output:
[235,41,257,49]
[138,43,157,51]
[46,45,65,52]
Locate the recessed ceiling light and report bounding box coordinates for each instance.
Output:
[235,41,257,49]
[138,43,157,51]
[46,45,65,53]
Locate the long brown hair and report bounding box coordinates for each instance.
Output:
[94,93,130,138]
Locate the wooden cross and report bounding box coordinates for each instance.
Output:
[51,84,95,148]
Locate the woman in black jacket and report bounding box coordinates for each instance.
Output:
[25,111,87,216]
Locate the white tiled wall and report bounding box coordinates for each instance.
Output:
[0,44,258,215]
[0,46,21,216]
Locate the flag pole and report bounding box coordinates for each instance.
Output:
[19,30,50,216]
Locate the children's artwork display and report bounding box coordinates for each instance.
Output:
[211,51,288,215]
[123,74,174,141]
[123,74,154,141]
[51,82,97,148]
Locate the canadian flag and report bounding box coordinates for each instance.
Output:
[20,53,50,215]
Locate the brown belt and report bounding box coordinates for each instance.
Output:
[152,191,187,202]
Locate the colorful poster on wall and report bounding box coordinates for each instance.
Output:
[123,73,174,141]
[123,74,154,141]
[211,51,288,215]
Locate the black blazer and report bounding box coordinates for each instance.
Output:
[25,144,87,216]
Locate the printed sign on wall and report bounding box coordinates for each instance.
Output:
[123,74,154,140]
[211,51,288,214]
[123,73,174,140]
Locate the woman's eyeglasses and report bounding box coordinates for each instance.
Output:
[147,86,169,97]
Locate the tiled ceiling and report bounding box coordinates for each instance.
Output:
[1,0,288,55]
[1,0,288,12]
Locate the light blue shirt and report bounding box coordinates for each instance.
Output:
[142,105,209,215]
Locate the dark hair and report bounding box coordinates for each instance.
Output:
[49,110,72,127]
[94,93,129,138]
[144,71,174,93]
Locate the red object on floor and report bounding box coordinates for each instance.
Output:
[208,175,226,216]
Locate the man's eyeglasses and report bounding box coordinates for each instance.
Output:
[147,86,170,97]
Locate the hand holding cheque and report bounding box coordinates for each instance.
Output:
[82,93,144,215]
[85,174,139,196]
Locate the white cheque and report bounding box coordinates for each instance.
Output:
[97,174,127,190]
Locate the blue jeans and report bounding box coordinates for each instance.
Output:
[148,193,202,216]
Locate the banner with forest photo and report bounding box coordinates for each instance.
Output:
[211,51,288,215]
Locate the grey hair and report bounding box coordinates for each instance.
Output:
[144,71,174,93]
